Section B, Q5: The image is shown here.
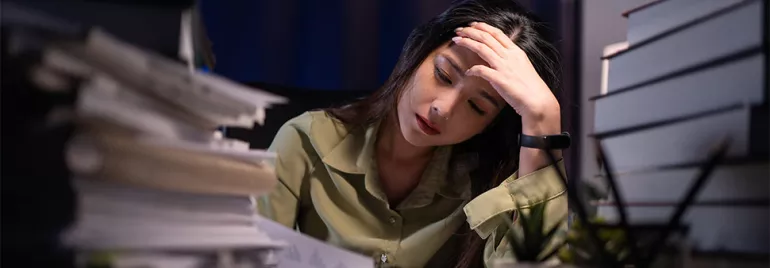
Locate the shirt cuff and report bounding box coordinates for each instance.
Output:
[463,160,567,239]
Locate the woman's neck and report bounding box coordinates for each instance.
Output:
[376,113,434,162]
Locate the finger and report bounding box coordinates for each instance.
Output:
[467,65,522,110]
[451,36,503,69]
[465,65,504,86]
[470,22,516,49]
[455,26,506,57]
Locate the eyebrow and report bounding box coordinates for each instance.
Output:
[442,54,466,76]
[479,90,502,109]
[439,53,502,109]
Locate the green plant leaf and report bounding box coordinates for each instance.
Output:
[500,196,571,263]
[558,246,574,263]
[508,229,532,261]
[530,203,545,236]
[500,213,537,261]
[539,224,562,252]
[523,204,546,253]
[539,240,567,262]
[541,214,567,243]
[516,204,530,236]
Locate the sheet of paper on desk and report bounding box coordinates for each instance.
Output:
[255,215,373,268]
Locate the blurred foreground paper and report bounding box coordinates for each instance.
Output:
[255,215,374,268]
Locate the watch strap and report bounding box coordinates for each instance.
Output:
[518,132,571,149]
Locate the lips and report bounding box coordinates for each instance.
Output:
[415,114,441,135]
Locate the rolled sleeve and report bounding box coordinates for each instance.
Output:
[463,160,567,239]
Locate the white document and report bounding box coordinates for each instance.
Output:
[73,179,258,226]
[255,215,374,268]
[137,135,275,164]
[65,213,286,251]
[84,29,288,127]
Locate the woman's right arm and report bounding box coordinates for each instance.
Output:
[256,113,319,228]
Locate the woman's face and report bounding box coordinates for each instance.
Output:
[397,42,507,147]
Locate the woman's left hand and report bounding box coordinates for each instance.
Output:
[452,22,560,133]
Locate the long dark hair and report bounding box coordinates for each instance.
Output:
[325,0,561,267]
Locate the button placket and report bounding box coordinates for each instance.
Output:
[382,213,402,267]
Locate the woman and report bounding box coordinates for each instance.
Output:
[258,0,568,267]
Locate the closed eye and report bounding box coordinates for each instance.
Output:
[434,66,452,85]
[468,100,487,116]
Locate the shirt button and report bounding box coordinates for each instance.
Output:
[380,253,388,263]
[388,217,397,224]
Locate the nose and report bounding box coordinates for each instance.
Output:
[431,89,462,120]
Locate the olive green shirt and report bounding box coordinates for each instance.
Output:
[257,111,567,267]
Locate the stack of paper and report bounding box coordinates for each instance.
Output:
[32,28,291,267]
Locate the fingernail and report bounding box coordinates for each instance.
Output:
[470,22,478,26]
[455,27,464,32]
[452,36,462,43]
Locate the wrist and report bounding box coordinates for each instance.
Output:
[521,101,561,135]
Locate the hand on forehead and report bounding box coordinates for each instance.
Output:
[435,43,505,104]
[445,41,491,73]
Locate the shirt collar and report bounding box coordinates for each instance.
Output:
[319,119,477,206]
[318,120,381,175]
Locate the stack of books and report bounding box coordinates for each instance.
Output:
[594,0,769,262]
[48,29,290,267]
[24,20,293,266]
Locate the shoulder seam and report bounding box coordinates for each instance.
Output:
[305,111,324,171]
[296,112,324,206]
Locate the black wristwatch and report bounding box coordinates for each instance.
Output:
[518,132,571,150]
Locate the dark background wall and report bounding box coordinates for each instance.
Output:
[201,0,454,90]
[200,0,570,90]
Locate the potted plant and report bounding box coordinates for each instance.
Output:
[494,140,728,268]
[557,217,630,267]
[491,201,570,268]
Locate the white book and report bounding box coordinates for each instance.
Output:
[66,132,278,196]
[627,0,745,45]
[73,179,258,226]
[594,52,765,134]
[600,41,629,95]
[65,213,285,251]
[606,163,769,202]
[40,45,93,79]
[42,45,238,133]
[75,73,266,158]
[82,29,287,127]
[614,0,661,16]
[598,206,769,253]
[41,30,287,128]
[607,0,762,93]
[137,135,275,164]
[601,106,765,172]
[178,8,195,72]
[77,75,216,142]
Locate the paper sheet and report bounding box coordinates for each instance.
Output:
[255,215,374,268]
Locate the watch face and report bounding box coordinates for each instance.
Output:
[546,134,571,149]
